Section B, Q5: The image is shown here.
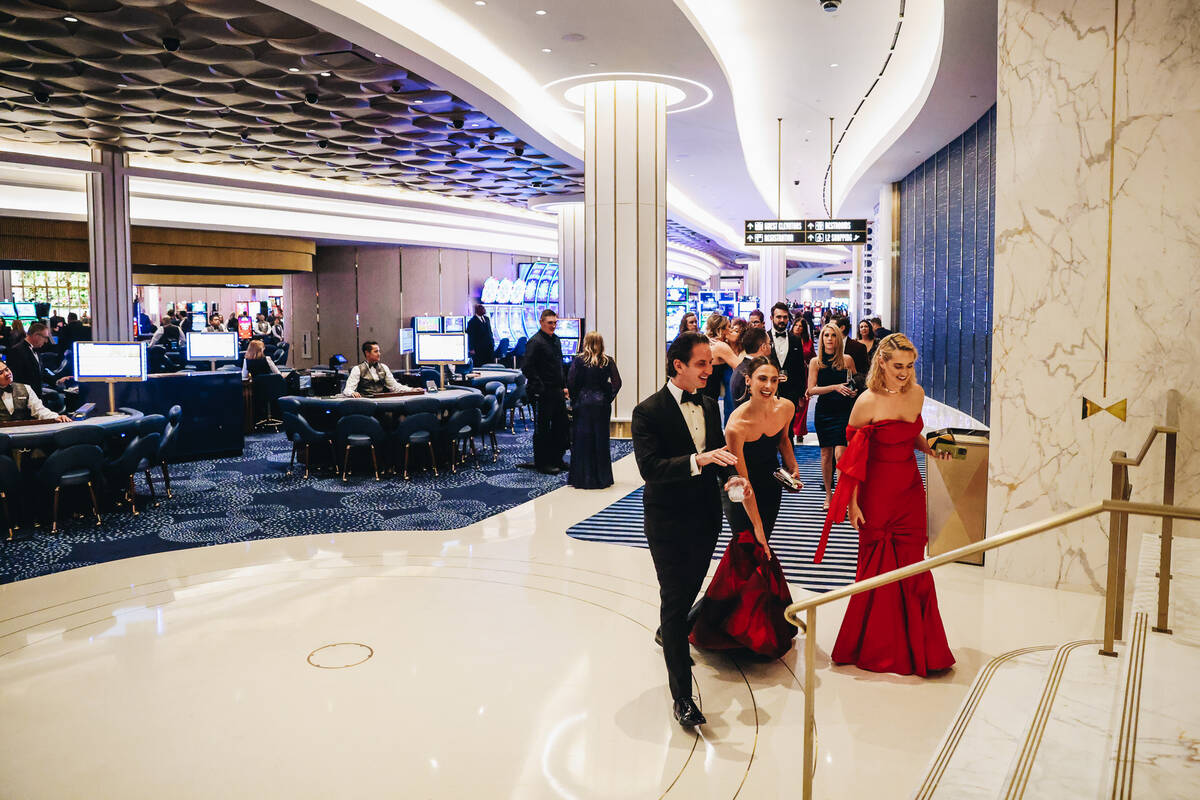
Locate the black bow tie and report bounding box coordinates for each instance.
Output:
[774,330,787,338]
[681,391,703,406]
[0,386,12,394]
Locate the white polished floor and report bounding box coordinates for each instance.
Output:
[0,452,1102,799]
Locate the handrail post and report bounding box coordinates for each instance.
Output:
[1114,475,1131,641]
[803,607,816,800]
[1155,429,1177,633]
[1101,457,1126,657]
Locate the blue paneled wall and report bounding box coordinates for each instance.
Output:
[898,105,995,425]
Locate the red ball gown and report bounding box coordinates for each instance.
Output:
[813,416,955,676]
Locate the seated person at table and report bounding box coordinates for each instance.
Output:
[254,313,272,336]
[342,341,402,398]
[0,362,69,423]
[6,321,51,399]
[206,313,227,332]
[149,316,182,349]
[241,339,281,380]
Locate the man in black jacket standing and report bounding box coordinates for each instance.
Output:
[768,302,807,410]
[6,321,50,399]
[466,303,495,366]
[632,332,748,728]
[522,309,568,474]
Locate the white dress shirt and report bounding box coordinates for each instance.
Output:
[772,327,790,364]
[342,362,402,396]
[666,380,706,476]
[1,383,60,421]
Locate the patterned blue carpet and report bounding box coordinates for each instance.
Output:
[0,428,634,584]
[567,446,926,595]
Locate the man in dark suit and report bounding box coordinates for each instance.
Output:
[870,316,892,340]
[5,321,50,399]
[522,309,568,474]
[632,332,748,728]
[466,303,495,366]
[767,302,807,410]
[837,317,871,376]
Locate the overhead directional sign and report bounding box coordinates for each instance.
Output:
[744,218,868,246]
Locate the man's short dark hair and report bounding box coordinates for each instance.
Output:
[748,309,764,322]
[666,331,709,378]
[539,308,558,322]
[740,326,769,355]
[474,303,485,316]
[835,316,851,334]
[869,316,882,326]
[26,322,47,337]
[67,312,78,322]
[361,340,379,356]
[770,302,790,317]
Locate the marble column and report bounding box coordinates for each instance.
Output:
[86,147,133,341]
[989,0,1200,592]
[756,246,786,307]
[555,202,585,320]
[583,81,667,424]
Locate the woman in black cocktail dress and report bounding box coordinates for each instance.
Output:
[807,322,858,509]
[567,331,622,489]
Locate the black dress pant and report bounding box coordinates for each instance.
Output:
[646,521,720,702]
[532,391,569,469]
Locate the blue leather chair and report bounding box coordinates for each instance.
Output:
[252,373,287,431]
[280,397,332,478]
[494,338,511,362]
[39,426,107,532]
[393,412,440,479]
[333,400,385,481]
[104,422,161,515]
[479,383,507,462]
[506,374,529,432]
[155,404,183,497]
[0,433,21,539]
[441,399,483,472]
[134,415,167,503]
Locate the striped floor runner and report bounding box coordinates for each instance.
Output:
[567,446,926,595]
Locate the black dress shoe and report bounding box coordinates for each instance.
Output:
[537,466,561,475]
[654,627,663,647]
[673,698,707,728]
[555,460,570,471]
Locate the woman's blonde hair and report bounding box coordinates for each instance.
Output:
[704,312,728,339]
[245,339,265,359]
[866,333,919,393]
[817,322,846,369]
[578,330,609,367]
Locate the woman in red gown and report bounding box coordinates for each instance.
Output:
[813,334,955,676]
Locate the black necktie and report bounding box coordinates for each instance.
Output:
[681,391,703,406]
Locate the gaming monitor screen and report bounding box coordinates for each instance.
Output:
[665,287,688,303]
[74,341,147,381]
[561,338,578,358]
[0,302,16,318]
[399,328,414,355]
[415,332,469,365]
[443,316,465,333]
[556,318,581,339]
[14,302,36,318]
[186,331,238,360]
[414,316,441,333]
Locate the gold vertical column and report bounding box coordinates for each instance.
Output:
[584,81,668,424]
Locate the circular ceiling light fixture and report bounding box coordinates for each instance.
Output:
[63,16,78,23]
[288,67,300,72]
[474,1,486,5]
[543,72,713,115]
[541,48,552,53]
[535,9,547,14]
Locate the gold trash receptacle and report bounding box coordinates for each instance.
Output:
[925,431,989,566]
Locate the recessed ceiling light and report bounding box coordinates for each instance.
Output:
[117,83,127,88]
[588,62,598,68]
[474,1,486,5]
[541,48,552,53]
[64,16,78,23]
[288,67,299,72]
[413,99,423,104]
[830,63,839,68]
[373,53,382,58]
[320,71,331,77]
[535,9,547,14]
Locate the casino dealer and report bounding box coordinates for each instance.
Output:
[0,362,70,423]
[342,341,404,398]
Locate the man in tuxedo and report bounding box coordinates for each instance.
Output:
[466,303,495,366]
[632,332,748,728]
[837,316,870,376]
[768,302,807,411]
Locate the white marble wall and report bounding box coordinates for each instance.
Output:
[989,0,1200,592]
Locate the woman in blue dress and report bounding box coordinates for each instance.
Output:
[567,331,622,489]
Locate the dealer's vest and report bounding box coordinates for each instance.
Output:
[0,383,33,422]
[355,362,388,396]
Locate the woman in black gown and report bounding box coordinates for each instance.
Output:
[690,357,801,658]
[566,331,622,489]
[806,322,859,509]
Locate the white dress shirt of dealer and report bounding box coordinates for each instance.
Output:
[0,383,60,422]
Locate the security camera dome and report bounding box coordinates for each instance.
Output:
[820,0,842,11]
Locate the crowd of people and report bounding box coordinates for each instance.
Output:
[618,302,955,728]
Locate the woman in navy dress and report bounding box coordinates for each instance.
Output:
[567,331,622,489]
[806,322,858,509]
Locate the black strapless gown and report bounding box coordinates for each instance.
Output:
[691,427,796,658]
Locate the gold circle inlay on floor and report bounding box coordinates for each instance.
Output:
[307,642,374,669]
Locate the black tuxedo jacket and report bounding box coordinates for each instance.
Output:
[768,330,807,404]
[632,385,728,540]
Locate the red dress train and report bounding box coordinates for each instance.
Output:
[813,416,955,676]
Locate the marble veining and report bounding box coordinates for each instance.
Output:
[990,0,1200,593]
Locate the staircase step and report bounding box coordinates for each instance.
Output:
[915,646,1055,799]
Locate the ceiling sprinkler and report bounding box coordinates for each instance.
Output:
[819,0,842,11]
